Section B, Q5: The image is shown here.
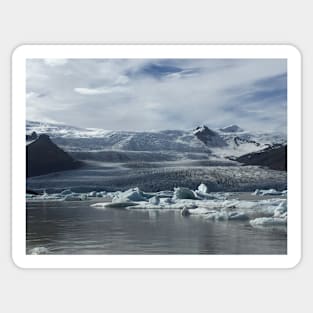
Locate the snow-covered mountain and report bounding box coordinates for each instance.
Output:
[26,120,286,158]
[193,126,227,147]
[219,124,244,133]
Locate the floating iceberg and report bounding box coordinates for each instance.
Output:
[252,189,287,196]
[149,196,160,205]
[64,193,88,201]
[183,207,249,221]
[112,187,148,202]
[99,201,138,209]
[28,247,49,255]
[197,183,208,194]
[250,217,287,227]
[173,187,196,200]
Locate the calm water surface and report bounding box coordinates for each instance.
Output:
[26,201,287,255]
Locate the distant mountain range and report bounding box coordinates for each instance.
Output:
[26,121,286,158]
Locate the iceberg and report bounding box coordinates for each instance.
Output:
[112,187,148,202]
[252,189,286,196]
[173,187,196,200]
[91,199,139,209]
[197,183,208,194]
[60,189,73,196]
[181,207,191,216]
[228,212,249,221]
[64,193,88,201]
[149,196,160,205]
[28,247,49,255]
[88,191,98,197]
[250,217,287,227]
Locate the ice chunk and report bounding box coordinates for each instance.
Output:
[60,189,73,196]
[112,187,147,202]
[197,183,208,194]
[252,189,261,195]
[64,193,88,201]
[260,189,282,195]
[252,189,286,196]
[250,217,287,227]
[274,200,287,217]
[160,197,174,205]
[29,247,49,255]
[173,187,196,200]
[88,191,98,197]
[188,207,212,215]
[181,207,191,217]
[206,211,228,221]
[149,196,160,205]
[228,212,249,221]
[194,191,219,200]
[156,190,173,198]
[92,201,138,209]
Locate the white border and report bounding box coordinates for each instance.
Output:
[12,45,302,269]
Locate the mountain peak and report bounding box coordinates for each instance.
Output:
[26,134,82,177]
[219,125,244,133]
[193,125,227,147]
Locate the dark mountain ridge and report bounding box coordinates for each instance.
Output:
[236,144,287,171]
[26,134,83,177]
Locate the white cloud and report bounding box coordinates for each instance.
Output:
[74,86,128,95]
[44,59,68,66]
[26,58,287,132]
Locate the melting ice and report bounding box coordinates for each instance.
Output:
[27,184,287,229]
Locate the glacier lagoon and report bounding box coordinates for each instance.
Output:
[26,187,287,255]
[26,200,287,255]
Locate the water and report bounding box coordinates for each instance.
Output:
[26,201,287,255]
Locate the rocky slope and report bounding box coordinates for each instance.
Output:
[26,134,83,177]
[236,145,287,171]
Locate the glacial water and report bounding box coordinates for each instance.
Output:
[26,200,287,255]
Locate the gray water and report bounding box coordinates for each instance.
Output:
[26,201,287,255]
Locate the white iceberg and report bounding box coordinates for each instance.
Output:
[250,217,287,227]
[112,187,148,202]
[252,189,287,196]
[197,183,208,194]
[28,247,49,255]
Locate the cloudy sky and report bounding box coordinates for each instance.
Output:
[26,58,287,132]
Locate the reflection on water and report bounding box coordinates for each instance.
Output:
[26,201,287,255]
